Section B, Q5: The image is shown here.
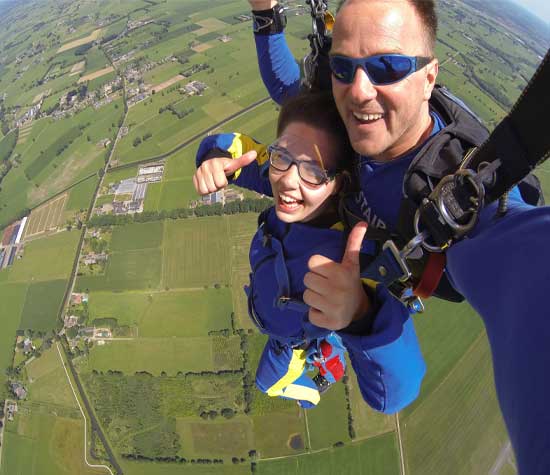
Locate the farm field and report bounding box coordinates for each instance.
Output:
[88,288,233,337]
[0,282,28,399]
[23,192,68,240]
[85,335,242,375]
[6,230,80,283]
[256,432,401,475]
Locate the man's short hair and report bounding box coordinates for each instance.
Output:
[408,0,438,55]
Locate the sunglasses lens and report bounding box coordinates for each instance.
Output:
[330,56,355,83]
[330,55,414,85]
[366,55,413,84]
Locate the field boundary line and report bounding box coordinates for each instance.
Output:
[395,413,406,475]
[55,343,114,475]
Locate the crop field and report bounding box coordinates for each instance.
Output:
[7,230,80,283]
[306,382,351,450]
[26,346,79,410]
[162,217,231,289]
[402,301,485,417]
[256,433,401,475]
[89,288,232,337]
[0,412,104,475]
[64,175,99,213]
[401,334,511,475]
[345,361,395,440]
[250,410,306,458]
[176,415,253,458]
[23,192,68,239]
[0,282,28,399]
[85,335,241,375]
[0,98,123,229]
[121,460,250,475]
[227,213,260,330]
[110,221,164,251]
[77,247,162,292]
[19,278,67,331]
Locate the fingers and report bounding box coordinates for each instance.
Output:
[342,221,368,269]
[224,150,257,175]
[308,307,341,331]
[193,158,230,195]
[303,271,332,296]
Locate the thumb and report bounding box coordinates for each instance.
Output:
[223,150,258,176]
[342,221,368,269]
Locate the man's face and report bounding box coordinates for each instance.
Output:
[331,0,438,161]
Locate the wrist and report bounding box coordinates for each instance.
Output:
[251,3,287,34]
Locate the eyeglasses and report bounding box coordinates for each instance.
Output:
[329,54,433,85]
[267,144,337,186]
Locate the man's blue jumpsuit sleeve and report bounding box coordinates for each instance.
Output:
[254,33,300,105]
[447,198,550,474]
[338,284,426,414]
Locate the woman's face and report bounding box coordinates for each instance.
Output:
[269,121,342,224]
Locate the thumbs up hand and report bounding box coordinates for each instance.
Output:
[193,150,258,195]
[303,222,371,331]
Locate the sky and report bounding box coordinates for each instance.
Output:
[513,0,550,23]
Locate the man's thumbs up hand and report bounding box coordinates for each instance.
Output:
[303,222,371,330]
[193,150,257,195]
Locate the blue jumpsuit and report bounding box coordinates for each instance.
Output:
[196,143,426,413]
[247,30,550,474]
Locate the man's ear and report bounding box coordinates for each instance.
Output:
[424,58,439,100]
[331,172,350,196]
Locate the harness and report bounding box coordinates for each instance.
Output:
[245,209,337,348]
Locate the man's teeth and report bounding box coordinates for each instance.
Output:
[353,112,384,121]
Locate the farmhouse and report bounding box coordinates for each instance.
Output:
[64,315,79,328]
[10,382,27,400]
[22,338,35,355]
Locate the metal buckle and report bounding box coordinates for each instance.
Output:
[382,240,412,283]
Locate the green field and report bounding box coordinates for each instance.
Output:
[19,279,67,331]
[85,335,241,375]
[402,334,511,475]
[110,221,164,251]
[0,412,104,475]
[256,432,401,475]
[162,217,231,289]
[0,282,28,399]
[7,230,80,283]
[88,288,233,337]
[65,175,99,212]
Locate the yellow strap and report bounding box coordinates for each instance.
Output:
[283,383,320,405]
[266,348,307,397]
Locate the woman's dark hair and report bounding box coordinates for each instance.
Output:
[276,91,355,174]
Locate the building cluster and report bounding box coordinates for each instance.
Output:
[96,163,165,215]
[0,217,27,270]
[9,382,27,400]
[197,187,244,207]
[180,80,207,96]
[15,102,42,128]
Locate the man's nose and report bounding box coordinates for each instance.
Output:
[349,66,377,102]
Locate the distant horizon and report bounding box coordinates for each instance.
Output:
[513,0,550,23]
[0,0,547,23]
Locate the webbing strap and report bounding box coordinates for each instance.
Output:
[413,253,446,299]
